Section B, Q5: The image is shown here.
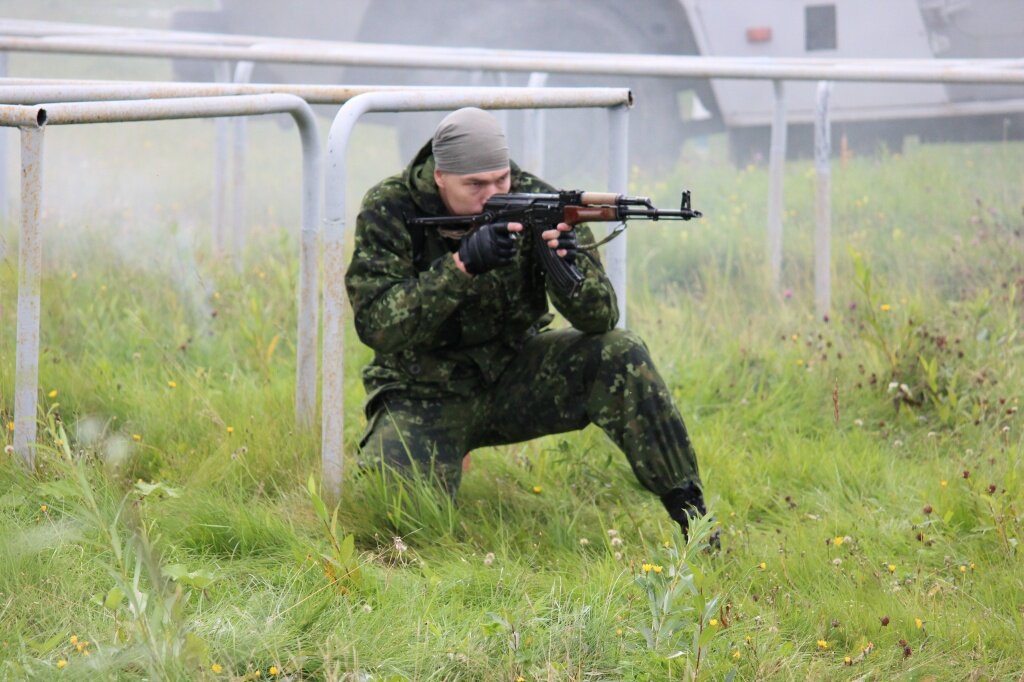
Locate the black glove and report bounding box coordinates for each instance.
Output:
[661,483,721,552]
[551,227,578,265]
[458,222,516,275]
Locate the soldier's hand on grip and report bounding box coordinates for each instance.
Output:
[458,221,517,275]
[543,223,578,264]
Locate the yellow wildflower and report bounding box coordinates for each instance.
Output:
[970,562,976,570]
[69,636,78,645]
[959,565,967,573]
[915,618,923,629]
[269,666,278,676]
[226,426,234,434]
[732,650,741,659]
[40,504,48,513]
[758,562,767,570]
[211,663,223,673]
[652,565,663,574]
[5,421,13,432]
[887,564,896,573]
[57,659,67,669]
[940,480,948,488]
[167,380,177,389]
[709,618,718,627]
[48,390,58,398]
[880,304,891,312]
[843,656,852,665]
[833,536,845,546]
[817,639,829,650]
[531,485,542,494]
[70,271,78,280]
[642,563,653,573]
[132,434,142,442]
[616,628,623,636]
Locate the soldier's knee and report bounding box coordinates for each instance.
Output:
[597,328,652,363]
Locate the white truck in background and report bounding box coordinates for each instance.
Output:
[173,0,1024,167]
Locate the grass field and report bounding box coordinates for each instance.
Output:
[1,127,1023,681]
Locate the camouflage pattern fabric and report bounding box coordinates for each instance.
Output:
[358,327,701,495]
[346,140,703,496]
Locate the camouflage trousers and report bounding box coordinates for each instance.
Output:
[358,328,701,496]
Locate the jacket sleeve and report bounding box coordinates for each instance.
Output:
[345,193,473,354]
[546,223,620,333]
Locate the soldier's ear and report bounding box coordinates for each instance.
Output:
[433,169,446,190]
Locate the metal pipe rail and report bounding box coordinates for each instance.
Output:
[3,19,1024,78]
[4,34,1024,85]
[320,86,633,500]
[1,94,322,468]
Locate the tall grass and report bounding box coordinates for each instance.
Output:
[2,139,1022,679]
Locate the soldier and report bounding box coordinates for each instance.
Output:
[345,107,715,542]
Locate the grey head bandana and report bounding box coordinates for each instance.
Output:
[432,107,510,175]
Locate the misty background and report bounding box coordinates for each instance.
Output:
[0,0,1021,274]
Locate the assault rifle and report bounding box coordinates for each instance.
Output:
[408,190,702,297]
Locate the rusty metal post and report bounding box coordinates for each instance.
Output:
[212,60,231,256]
[0,51,8,225]
[231,60,254,271]
[767,79,787,289]
[13,126,44,466]
[522,72,549,177]
[815,81,834,319]
[607,104,629,328]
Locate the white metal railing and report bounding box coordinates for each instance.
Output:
[2,23,1023,300]
[0,94,321,467]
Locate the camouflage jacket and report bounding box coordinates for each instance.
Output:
[345,141,619,399]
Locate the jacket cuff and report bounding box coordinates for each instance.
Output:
[429,252,475,294]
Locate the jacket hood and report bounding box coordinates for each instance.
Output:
[404,140,447,217]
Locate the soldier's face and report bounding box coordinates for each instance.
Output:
[434,167,512,216]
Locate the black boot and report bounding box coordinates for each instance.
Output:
[660,482,720,551]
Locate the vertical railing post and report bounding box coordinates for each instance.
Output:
[523,72,549,177]
[13,126,45,468]
[607,104,629,328]
[212,60,231,256]
[814,81,834,320]
[231,60,254,272]
[0,51,9,228]
[767,79,787,290]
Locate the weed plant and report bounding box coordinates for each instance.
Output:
[1,139,1022,680]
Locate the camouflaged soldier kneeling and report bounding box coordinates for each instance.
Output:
[345,107,716,544]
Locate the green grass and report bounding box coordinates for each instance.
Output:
[2,135,1023,680]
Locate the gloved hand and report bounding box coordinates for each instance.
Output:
[552,226,578,264]
[542,223,578,264]
[458,221,517,275]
